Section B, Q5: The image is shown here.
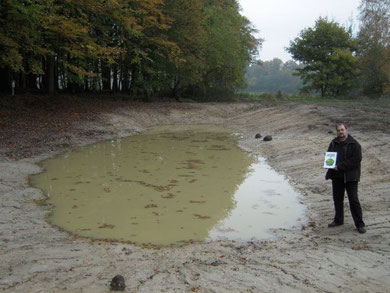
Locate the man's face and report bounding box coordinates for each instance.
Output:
[336,125,348,140]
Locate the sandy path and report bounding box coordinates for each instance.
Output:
[0,102,389,292]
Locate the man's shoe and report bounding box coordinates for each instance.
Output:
[328,221,343,228]
[357,226,366,234]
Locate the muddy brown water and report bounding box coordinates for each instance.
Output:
[30,126,306,246]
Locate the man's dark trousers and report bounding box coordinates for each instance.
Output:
[332,179,365,228]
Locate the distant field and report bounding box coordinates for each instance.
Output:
[236,92,390,107]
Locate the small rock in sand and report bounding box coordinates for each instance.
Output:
[110,275,126,291]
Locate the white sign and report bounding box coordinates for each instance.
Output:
[324,152,337,169]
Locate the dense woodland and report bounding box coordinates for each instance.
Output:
[0,0,389,99]
[0,0,259,98]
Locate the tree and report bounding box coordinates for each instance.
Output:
[287,17,359,97]
[121,0,181,96]
[357,0,390,97]
[162,0,207,98]
[245,58,303,94]
[195,0,260,99]
[0,0,260,99]
[0,0,47,91]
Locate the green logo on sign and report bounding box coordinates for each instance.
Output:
[326,158,334,166]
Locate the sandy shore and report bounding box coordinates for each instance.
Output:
[1,100,389,292]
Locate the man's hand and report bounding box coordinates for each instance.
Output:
[334,166,339,171]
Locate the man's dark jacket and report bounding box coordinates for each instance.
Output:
[325,135,362,182]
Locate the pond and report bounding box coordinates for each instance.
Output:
[30,126,306,247]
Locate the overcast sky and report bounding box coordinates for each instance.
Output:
[239,0,361,62]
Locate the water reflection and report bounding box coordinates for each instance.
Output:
[30,129,253,246]
[30,128,306,246]
[208,158,306,241]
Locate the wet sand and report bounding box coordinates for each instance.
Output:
[1,101,389,292]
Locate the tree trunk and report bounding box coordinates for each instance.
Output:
[129,67,138,96]
[171,76,181,99]
[122,69,129,92]
[46,55,56,96]
[26,73,38,90]
[112,66,118,92]
[101,62,111,91]
[0,68,11,92]
[84,77,89,92]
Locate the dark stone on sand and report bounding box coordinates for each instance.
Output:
[255,133,262,139]
[210,260,226,266]
[110,275,126,291]
[263,135,272,141]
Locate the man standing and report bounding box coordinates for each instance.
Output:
[325,123,366,233]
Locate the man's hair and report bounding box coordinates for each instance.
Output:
[336,123,348,130]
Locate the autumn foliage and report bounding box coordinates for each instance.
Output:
[0,0,260,99]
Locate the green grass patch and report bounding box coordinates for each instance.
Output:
[235,92,390,108]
